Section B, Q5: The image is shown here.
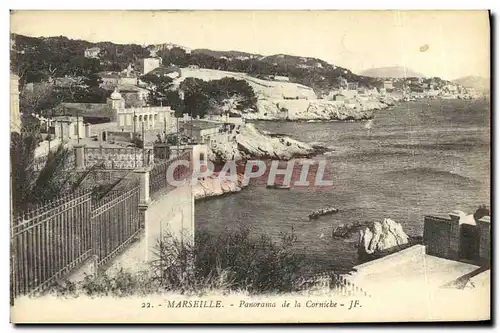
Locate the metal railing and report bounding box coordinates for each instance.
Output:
[11,182,142,299]
[11,190,93,297]
[91,186,141,267]
[149,151,193,196]
[295,271,371,297]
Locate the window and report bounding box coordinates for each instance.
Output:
[200,152,205,162]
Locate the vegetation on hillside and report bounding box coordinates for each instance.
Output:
[12,33,456,100]
[140,73,258,118]
[12,34,385,97]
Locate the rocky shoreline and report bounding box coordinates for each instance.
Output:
[242,97,392,122]
[192,173,247,201]
[208,123,327,163]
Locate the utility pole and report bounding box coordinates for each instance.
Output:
[60,122,64,144]
[76,109,80,144]
[176,116,180,157]
[133,110,136,136]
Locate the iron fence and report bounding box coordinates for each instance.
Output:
[11,182,142,299]
[295,271,371,297]
[11,190,93,297]
[149,151,193,196]
[91,186,141,267]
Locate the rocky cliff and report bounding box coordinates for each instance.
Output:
[243,99,383,121]
[192,173,247,200]
[208,123,320,162]
[358,218,409,255]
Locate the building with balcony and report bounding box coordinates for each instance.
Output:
[84,47,101,59]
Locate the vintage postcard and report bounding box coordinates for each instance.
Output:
[9,10,491,323]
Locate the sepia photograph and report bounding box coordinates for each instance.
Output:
[8,9,491,323]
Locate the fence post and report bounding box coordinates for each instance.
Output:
[135,167,151,261]
[135,167,151,228]
[74,144,86,170]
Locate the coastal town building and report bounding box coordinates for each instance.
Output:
[117,85,149,107]
[107,89,175,131]
[84,47,101,59]
[333,93,346,102]
[182,119,223,144]
[99,72,138,89]
[346,82,359,91]
[138,58,161,75]
[54,102,115,124]
[51,116,87,141]
[271,75,290,82]
[383,80,394,90]
[10,74,21,133]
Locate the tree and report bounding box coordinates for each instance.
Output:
[161,47,189,67]
[19,83,59,117]
[10,123,70,214]
[180,78,211,118]
[203,78,257,114]
[140,74,179,108]
[10,120,106,215]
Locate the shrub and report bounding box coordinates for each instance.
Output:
[52,227,306,296]
[152,227,305,294]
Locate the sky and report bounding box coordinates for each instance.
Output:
[10,10,490,80]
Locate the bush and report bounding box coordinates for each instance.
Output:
[193,227,304,294]
[52,227,306,296]
[51,269,159,298]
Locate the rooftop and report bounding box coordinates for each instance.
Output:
[182,120,222,130]
[52,116,80,123]
[55,103,114,119]
[147,65,181,77]
[350,245,483,295]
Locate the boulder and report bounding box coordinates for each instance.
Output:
[358,218,409,255]
[191,172,246,200]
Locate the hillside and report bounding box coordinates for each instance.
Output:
[173,67,387,121]
[360,66,425,78]
[191,49,262,60]
[173,68,317,100]
[453,76,490,93]
[10,33,383,94]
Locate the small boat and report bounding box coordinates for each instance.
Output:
[308,207,339,220]
[266,185,291,190]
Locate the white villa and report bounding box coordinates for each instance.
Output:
[108,89,175,131]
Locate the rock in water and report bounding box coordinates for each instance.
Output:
[358,218,409,255]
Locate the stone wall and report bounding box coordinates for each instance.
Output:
[423,216,453,259]
[423,213,491,266]
[85,147,154,169]
[477,217,491,264]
